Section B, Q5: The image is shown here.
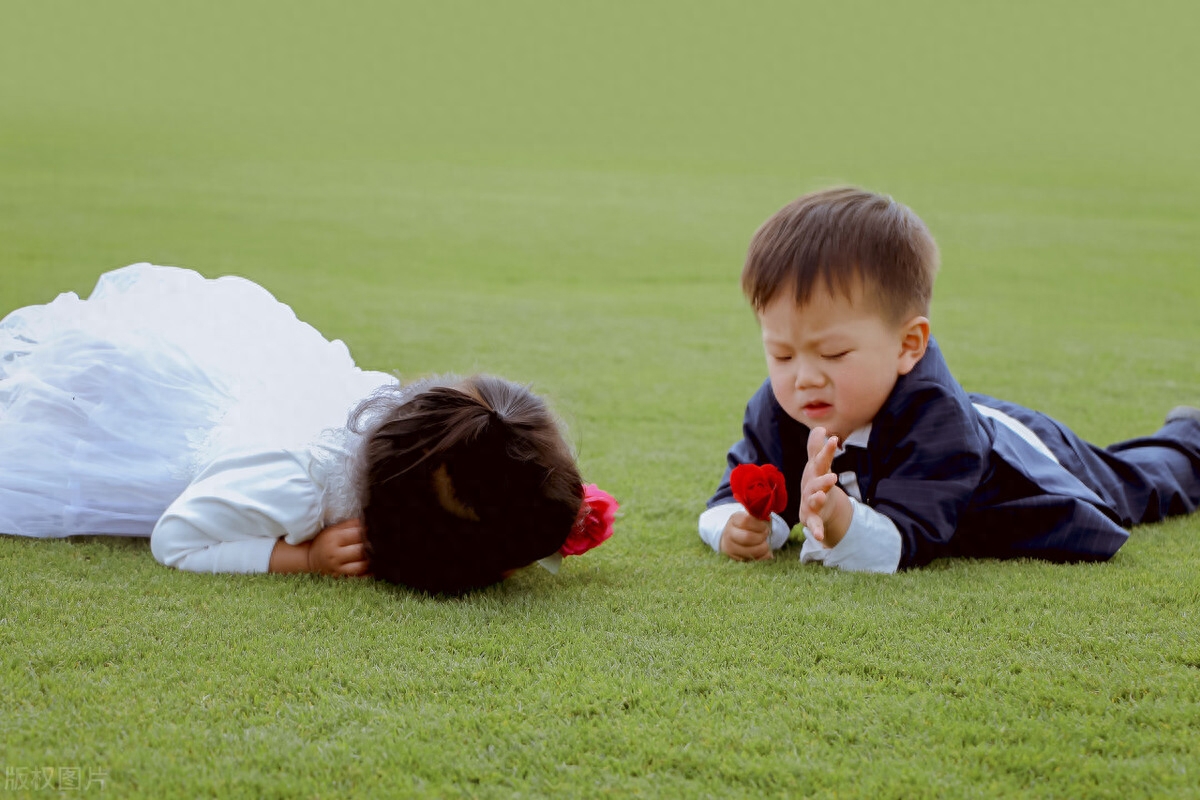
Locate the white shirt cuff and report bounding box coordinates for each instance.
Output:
[698,503,791,553]
[152,519,279,574]
[798,497,901,573]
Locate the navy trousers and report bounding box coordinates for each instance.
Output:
[986,402,1200,528]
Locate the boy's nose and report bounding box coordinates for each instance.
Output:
[793,359,825,389]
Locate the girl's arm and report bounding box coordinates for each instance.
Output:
[268,519,369,576]
[151,450,323,574]
[268,540,313,573]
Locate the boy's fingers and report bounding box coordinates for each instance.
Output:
[817,436,838,473]
[806,513,825,542]
[729,541,771,561]
[806,427,840,475]
[732,510,770,533]
[721,539,749,560]
[730,526,768,547]
[723,514,773,560]
[806,427,827,460]
[811,473,838,494]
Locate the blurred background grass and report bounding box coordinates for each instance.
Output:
[3,0,1196,443]
[2,1,1198,797]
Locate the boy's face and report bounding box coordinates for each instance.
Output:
[759,283,928,443]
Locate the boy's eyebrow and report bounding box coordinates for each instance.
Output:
[762,330,850,347]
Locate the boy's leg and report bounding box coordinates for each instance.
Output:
[1165,406,1200,426]
[971,396,1200,527]
[1099,413,1200,525]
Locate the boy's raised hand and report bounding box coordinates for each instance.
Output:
[801,427,847,546]
[720,510,773,561]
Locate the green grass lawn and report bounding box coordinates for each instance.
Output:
[2,1,1198,797]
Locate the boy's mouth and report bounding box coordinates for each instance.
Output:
[803,402,833,417]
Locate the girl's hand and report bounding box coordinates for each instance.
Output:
[307,518,371,577]
[800,427,850,547]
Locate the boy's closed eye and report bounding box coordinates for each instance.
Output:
[821,350,851,360]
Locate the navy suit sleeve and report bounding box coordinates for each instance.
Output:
[707,380,808,528]
[864,356,1130,568]
[708,381,780,509]
[868,380,989,569]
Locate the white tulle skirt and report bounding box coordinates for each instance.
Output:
[0,263,374,537]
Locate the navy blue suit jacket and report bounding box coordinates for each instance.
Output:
[708,339,1132,568]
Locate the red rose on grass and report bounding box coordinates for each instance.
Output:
[730,463,787,521]
[560,484,619,557]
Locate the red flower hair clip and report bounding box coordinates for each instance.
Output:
[562,484,619,556]
[537,484,618,573]
[730,463,787,520]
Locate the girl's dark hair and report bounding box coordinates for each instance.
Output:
[351,375,583,594]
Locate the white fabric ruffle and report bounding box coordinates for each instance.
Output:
[0,263,390,538]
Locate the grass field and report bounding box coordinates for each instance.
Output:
[2,1,1199,797]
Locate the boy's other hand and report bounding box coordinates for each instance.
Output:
[720,510,773,561]
[801,427,843,545]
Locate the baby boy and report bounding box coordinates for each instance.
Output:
[699,187,1200,572]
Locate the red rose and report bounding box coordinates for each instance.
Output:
[730,463,787,521]
[560,484,618,557]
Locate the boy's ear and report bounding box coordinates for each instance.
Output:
[896,315,930,375]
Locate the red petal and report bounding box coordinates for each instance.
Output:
[730,463,760,501]
[732,463,783,521]
[758,464,788,514]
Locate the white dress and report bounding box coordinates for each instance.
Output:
[0,264,396,572]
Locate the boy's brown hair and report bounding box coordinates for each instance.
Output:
[742,187,939,322]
